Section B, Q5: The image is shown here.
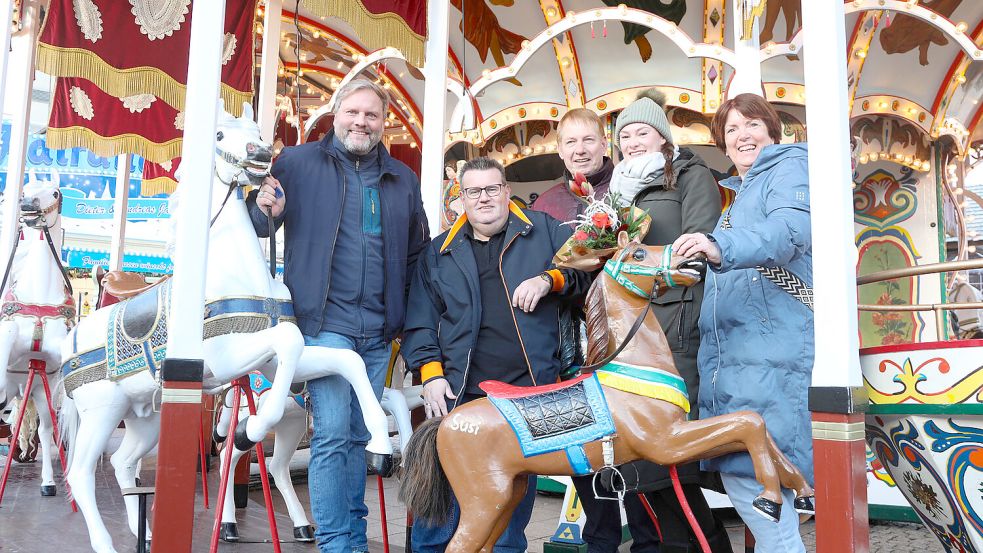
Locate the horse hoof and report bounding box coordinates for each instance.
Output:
[40,485,56,497]
[233,418,257,452]
[752,497,782,523]
[365,451,395,477]
[219,522,240,542]
[794,495,816,515]
[293,525,315,542]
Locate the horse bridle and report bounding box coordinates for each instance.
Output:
[211,139,277,278]
[580,246,676,372]
[0,197,74,300]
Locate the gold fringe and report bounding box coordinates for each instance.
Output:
[140,177,178,196]
[305,0,425,67]
[46,126,182,164]
[36,44,252,115]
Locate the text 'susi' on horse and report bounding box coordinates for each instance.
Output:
[401,241,815,553]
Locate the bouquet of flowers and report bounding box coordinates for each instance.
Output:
[552,175,651,271]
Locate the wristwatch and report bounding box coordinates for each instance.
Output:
[539,272,554,287]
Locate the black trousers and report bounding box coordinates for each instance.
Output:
[571,475,732,553]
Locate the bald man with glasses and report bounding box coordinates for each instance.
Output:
[402,156,592,553]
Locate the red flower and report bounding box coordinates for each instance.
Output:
[574,230,589,241]
[569,173,594,198]
[591,212,611,228]
[882,332,905,345]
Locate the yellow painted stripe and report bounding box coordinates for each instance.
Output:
[597,372,690,413]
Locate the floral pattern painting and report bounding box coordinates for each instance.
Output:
[858,241,917,347]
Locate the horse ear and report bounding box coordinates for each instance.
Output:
[617,231,630,249]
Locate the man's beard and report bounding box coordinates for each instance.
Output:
[341,128,381,155]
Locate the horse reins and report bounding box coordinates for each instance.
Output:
[0,201,73,298]
[579,247,676,372]
[211,145,277,278]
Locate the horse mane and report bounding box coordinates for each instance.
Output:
[584,277,610,368]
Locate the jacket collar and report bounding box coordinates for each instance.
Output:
[317,129,402,177]
[440,201,532,253]
[562,157,615,190]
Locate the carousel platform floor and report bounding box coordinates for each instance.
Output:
[0,430,939,552]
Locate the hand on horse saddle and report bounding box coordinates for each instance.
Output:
[102,271,170,301]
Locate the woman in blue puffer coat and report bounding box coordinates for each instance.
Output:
[673,93,814,553]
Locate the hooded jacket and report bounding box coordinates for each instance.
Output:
[697,143,815,484]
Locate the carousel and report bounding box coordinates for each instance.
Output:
[2,0,983,552]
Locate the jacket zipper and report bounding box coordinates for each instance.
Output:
[320,164,345,327]
[499,227,536,385]
[453,347,473,410]
[711,274,720,415]
[354,158,365,334]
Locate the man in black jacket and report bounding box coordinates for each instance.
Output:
[402,156,590,553]
[249,78,429,553]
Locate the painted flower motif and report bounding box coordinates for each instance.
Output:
[121,94,156,113]
[69,86,95,120]
[73,0,103,42]
[159,159,173,172]
[174,112,185,131]
[881,332,906,345]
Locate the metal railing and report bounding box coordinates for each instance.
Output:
[857,258,983,339]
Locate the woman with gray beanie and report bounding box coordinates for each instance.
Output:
[606,89,731,553]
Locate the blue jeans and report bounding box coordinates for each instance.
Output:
[411,474,538,553]
[304,330,391,553]
[720,473,806,553]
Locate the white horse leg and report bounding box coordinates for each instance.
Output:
[112,415,160,540]
[67,385,130,553]
[296,347,392,459]
[208,325,304,448]
[267,399,313,541]
[381,387,413,455]
[0,322,19,405]
[30,383,57,492]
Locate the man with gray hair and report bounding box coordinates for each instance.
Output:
[249,78,430,553]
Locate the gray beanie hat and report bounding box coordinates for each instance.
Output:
[615,89,673,147]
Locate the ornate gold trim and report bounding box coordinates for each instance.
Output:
[140,176,178,196]
[304,0,425,67]
[45,126,182,164]
[36,43,252,115]
[811,420,865,442]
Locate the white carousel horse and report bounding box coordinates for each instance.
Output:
[212,375,424,542]
[0,174,75,497]
[58,103,393,553]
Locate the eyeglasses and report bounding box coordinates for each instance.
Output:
[461,184,504,200]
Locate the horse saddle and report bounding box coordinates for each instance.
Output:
[248,370,305,409]
[102,271,170,301]
[106,280,171,380]
[482,373,614,475]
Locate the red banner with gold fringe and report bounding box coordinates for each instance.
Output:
[37,0,256,116]
[143,158,181,196]
[47,77,182,165]
[304,0,426,67]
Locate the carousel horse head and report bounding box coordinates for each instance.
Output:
[213,101,273,188]
[20,171,62,229]
[603,232,706,300]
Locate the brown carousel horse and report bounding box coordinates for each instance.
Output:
[400,236,815,553]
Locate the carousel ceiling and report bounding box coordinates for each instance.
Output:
[279,0,983,157]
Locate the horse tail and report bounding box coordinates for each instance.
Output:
[398,416,452,525]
